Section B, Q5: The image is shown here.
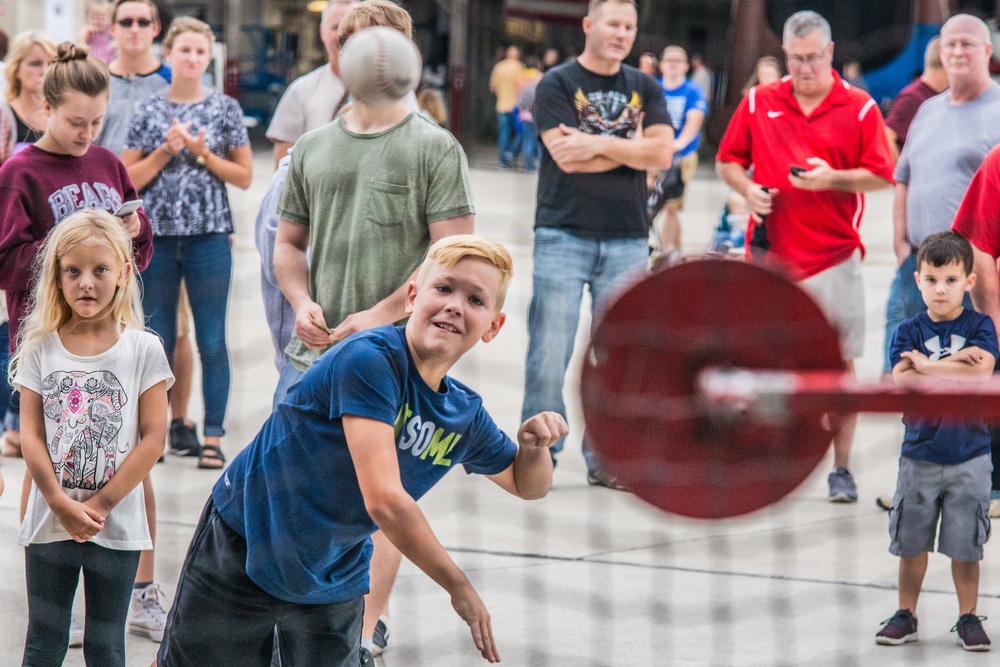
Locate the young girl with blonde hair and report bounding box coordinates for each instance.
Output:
[11,209,172,666]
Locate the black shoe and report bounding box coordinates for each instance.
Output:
[875,608,918,645]
[953,613,991,651]
[587,469,628,491]
[169,419,202,457]
[359,646,374,666]
[372,617,389,656]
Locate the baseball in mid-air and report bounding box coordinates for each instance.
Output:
[339,26,422,107]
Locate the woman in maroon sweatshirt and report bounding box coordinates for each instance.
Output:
[0,42,152,363]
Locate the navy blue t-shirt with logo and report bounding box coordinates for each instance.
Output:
[533,60,672,240]
[889,309,999,464]
[212,325,517,604]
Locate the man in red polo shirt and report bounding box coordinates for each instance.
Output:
[717,9,894,503]
[952,144,1000,519]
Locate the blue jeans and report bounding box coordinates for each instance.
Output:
[141,234,232,437]
[497,111,519,166]
[23,541,140,667]
[272,362,304,411]
[520,120,540,171]
[883,252,972,372]
[521,227,648,472]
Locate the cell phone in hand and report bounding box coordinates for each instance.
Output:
[790,166,807,177]
[113,199,143,218]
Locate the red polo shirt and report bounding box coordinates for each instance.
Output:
[717,70,895,278]
[953,143,1000,256]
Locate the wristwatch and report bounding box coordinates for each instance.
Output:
[195,153,207,166]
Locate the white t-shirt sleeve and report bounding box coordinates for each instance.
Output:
[12,341,42,395]
[139,331,174,394]
[266,67,346,144]
[267,79,307,144]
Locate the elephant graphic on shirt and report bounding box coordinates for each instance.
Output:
[41,370,128,491]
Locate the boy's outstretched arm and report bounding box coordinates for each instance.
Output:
[487,411,568,500]
[343,415,501,663]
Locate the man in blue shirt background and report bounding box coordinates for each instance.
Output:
[652,45,707,263]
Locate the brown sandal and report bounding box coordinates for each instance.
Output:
[197,445,226,470]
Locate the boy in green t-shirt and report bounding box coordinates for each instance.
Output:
[271,3,477,661]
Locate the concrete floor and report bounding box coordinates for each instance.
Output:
[0,147,997,666]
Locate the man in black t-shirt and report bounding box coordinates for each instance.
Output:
[521,0,674,489]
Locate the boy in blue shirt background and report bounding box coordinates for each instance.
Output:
[878,231,997,651]
[156,236,568,667]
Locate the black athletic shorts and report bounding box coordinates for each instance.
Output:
[157,499,364,667]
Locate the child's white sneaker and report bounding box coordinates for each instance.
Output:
[989,497,1000,519]
[128,582,168,642]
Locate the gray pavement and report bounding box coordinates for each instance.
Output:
[0,149,997,666]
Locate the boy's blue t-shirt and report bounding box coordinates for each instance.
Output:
[212,325,518,604]
[659,78,707,157]
[889,309,998,464]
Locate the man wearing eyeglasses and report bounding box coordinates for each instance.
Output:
[716,10,894,503]
[886,15,1000,374]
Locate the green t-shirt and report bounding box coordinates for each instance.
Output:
[278,112,474,370]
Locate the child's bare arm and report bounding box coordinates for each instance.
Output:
[343,415,500,664]
[487,411,568,500]
[19,388,104,541]
[85,381,168,517]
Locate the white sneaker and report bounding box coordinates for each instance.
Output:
[128,582,168,642]
[990,498,1000,519]
[68,615,84,648]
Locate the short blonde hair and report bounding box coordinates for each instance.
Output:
[589,0,636,15]
[338,0,413,47]
[9,209,143,385]
[163,16,215,51]
[416,235,514,310]
[5,31,58,103]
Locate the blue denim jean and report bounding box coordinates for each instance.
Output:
[521,227,648,472]
[520,120,541,171]
[497,111,519,166]
[23,541,140,667]
[883,252,973,372]
[141,234,232,437]
[272,362,304,411]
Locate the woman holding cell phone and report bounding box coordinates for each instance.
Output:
[0,41,152,377]
[121,17,251,470]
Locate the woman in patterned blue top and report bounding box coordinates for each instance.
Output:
[122,17,252,469]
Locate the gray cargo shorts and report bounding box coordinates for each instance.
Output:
[889,454,992,562]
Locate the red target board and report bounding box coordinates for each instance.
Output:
[581,260,845,519]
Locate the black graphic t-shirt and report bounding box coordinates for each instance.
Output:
[533,60,671,239]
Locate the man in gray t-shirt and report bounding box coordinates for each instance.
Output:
[884,14,1000,371]
[95,1,171,155]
